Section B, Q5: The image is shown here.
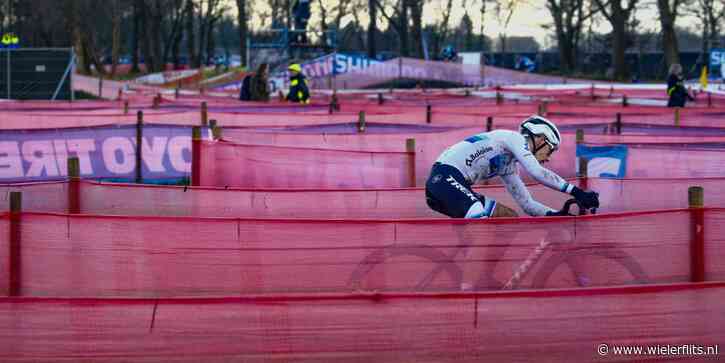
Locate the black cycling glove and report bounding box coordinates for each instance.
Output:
[570,186,600,209]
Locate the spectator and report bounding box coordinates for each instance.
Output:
[292,0,311,43]
[441,45,457,62]
[250,63,270,102]
[515,55,536,73]
[667,63,694,107]
[286,63,310,104]
[239,72,253,101]
[239,63,271,102]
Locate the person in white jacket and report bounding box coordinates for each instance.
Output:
[425,115,600,219]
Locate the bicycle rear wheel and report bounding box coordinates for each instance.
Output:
[532,248,648,289]
[348,244,464,292]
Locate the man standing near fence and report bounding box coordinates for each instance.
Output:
[667,64,694,107]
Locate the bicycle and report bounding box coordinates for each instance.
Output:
[348,199,648,292]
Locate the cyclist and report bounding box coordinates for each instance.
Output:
[425,115,599,218]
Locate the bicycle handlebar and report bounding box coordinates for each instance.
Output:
[560,198,597,216]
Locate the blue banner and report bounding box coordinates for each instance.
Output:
[709,49,725,80]
[576,144,628,178]
[0,125,207,183]
[267,53,381,92]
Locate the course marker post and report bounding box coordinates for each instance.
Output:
[689,186,705,282]
[8,191,21,296]
[68,157,80,214]
[406,138,416,187]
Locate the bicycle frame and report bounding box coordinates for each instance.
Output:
[502,234,554,290]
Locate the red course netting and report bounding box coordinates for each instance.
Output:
[220,126,725,185]
[2,177,724,218]
[624,145,725,178]
[0,209,721,296]
[0,283,722,362]
[198,140,415,188]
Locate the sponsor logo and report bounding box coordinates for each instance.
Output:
[0,125,200,181]
[431,174,442,183]
[446,176,479,202]
[465,146,493,167]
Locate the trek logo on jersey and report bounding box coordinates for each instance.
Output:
[465,147,493,167]
[446,176,479,202]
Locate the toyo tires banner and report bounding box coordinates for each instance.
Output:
[0,125,210,183]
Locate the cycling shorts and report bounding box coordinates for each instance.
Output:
[425,162,495,218]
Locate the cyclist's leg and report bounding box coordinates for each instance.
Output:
[425,163,481,218]
[490,202,519,217]
[466,194,519,289]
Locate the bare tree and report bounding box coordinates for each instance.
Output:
[367,0,378,58]
[161,0,187,70]
[65,0,107,75]
[201,0,226,65]
[375,0,410,56]
[349,0,368,50]
[478,0,490,52]
[185,0,197,67]
[132,0,142,72]
[135,0,161,72]
[459,11,475,51]
[408,0,424,58]
[428,0,455,58]
[656,0,690,70]
[545,0,598,74]
[686,0,725,57]
[236,0,250,67]
[110,0,122,76]
[269,0,288,28]
[493,0,518,54]
[12,0,70,47]
[593,0,640,80]
[318,0,353,48]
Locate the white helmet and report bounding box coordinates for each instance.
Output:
[520,115,561,152]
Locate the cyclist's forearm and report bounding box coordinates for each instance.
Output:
[501,173,555,216]
[516,153,573,193]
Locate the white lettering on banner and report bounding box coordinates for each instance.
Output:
[22,140,59,177]
[167,136,191,172]
[141,136,168,172]
[66,139,96,174]
[103,137,135,174]
[349,56,366,73]
[0,141,23,178]
[336,54,348,74]
[53,139,69,176]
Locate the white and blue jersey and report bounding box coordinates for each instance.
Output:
[427,130,574,217]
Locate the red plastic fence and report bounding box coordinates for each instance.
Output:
[624,145,725,178]
[198,140,415,188]
[0,209,721,296]
[5,86,725,130]
[2,178,724,218]
[0,282,722,362]
[220,127,725,185]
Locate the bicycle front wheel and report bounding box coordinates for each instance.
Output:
[348,244,464,292]
[532,247,649,289]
